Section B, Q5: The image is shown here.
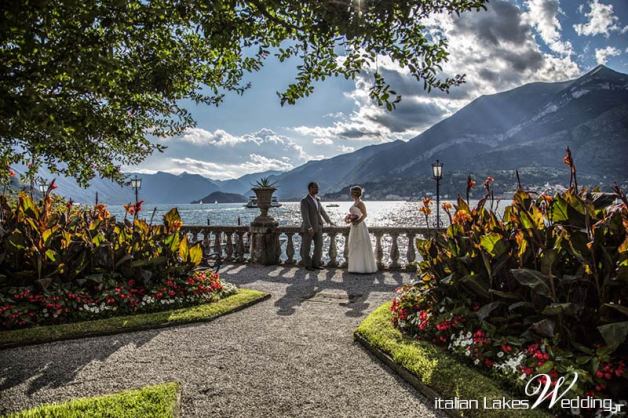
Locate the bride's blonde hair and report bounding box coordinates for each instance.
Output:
[350,185,363,197]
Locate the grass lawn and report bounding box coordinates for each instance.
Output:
[355,302,550,418]
[0,288,269,349]
[6,382,180,418]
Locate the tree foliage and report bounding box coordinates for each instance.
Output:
[1,0,487,185]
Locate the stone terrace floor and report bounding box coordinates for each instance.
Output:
[0,265,443,417]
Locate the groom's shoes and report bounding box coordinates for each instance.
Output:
[313,265,324,270]
[305,266,315,271]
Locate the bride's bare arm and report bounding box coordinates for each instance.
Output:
[353,201,367,224]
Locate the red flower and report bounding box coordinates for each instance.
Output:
[467,175,476,190]
[563,147,574,168]
[168,290,176,297]
[398,308,408,321]
[483,176,494,190]
[8,167,15,177]
[49,179,57,190]
[484,358,494,368]
[123,203,136,215]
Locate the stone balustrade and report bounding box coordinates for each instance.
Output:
[181,225,441,271]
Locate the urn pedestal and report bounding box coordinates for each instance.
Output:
[249,186,281,265]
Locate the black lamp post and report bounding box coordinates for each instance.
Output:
[130,175,142,205]
[432,160,443,228]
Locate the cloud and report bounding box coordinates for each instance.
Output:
[573,0,621,37]
[337,145,355,153]
[164,154,294,179]
[595,46,621,64]
[524,0,573,56]
[290,0,581,146]
[313,137,334,145]
[135,127,311,179]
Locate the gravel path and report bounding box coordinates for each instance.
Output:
[0,265,442,417]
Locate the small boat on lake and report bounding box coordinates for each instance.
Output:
[326,204,339,208]
[244,196,282,208]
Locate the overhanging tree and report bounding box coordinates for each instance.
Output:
[1,0,487,186]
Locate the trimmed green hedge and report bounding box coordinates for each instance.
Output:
[0,288,269,349]
[6,382,180,418]
[355,302,550,418]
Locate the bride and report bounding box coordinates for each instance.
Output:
[346,186,378,273]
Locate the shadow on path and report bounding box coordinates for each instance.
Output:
[220,264,409,318]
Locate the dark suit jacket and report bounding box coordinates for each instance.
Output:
[300,195,331,231]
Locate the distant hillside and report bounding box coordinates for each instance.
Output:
[273,65,628,199]
[191,191,247,204]
[27,169,280,204]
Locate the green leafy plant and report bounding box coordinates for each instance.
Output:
[252,177,277,188]
[391,151,627,408]
[414,188,627,356]
[0,193,203,292]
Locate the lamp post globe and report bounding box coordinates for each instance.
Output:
[130,175,142,206]
[432,160,443,180]
[431,160,443,228]
[38,180,47,195]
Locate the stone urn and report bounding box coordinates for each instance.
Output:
[252,186,276,224]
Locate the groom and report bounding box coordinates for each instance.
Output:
[300,182,334,271]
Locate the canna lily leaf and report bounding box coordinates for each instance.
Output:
[179,235,189,260]
[189,244,203,266]
[597,321,628,352]
[44,249,57,262]
[480,232,508,257]
[542,303,579,317]
[530,318,555,337]
[476,301,503,321]
[602,304,628,316]
[511,268,553,299]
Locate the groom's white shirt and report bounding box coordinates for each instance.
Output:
[309,194,318,210]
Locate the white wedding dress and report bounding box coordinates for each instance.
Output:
[348,205,378,273]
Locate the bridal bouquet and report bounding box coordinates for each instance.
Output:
[344,213,359,223]
[344,206,361,224]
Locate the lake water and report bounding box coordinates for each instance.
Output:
[107,199,501,228]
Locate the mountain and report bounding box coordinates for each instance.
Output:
[215,170,283,196]
[39,169,281,204]
[273,65,628,199]
[191,191,247,204]
[47,171,221,204]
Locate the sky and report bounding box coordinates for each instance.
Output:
[132,0,628,180]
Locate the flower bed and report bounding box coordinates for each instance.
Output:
[1,269,236,330]
[0,191,233,331]
[391,175,627,415]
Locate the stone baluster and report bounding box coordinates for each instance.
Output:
[236,231,245,262]
[285,233,295,265]
[225,232,234,262]
[341,231,350,268]
[374,231,384,270]
[297,232,305,267]
[213,230,222,257]
[389,232,400,270]
[202,230,211,255]
[327,231,338,267]
[406,232,417,271]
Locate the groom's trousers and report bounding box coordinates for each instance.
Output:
[301,229,323,268]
